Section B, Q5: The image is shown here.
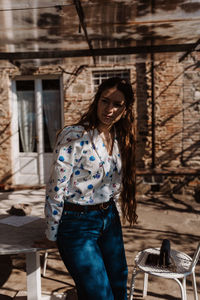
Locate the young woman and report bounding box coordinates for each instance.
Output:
[44,77,137,300]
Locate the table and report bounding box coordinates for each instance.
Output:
[0,215,48,300]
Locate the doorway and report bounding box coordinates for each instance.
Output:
[11,77,63,185]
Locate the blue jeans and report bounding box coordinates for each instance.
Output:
[57,201,128,300]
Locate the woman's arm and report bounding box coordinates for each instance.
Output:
[45,128,77,241]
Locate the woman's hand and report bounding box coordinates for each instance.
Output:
[32,237,57,249]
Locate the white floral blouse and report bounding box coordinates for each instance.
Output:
[45,125,122,241]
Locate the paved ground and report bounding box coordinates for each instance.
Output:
[0,188,199,300]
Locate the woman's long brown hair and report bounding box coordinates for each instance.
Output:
[77,77,137,225]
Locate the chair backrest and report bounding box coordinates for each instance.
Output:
[189,241,200,272]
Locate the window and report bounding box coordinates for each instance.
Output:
[42,79,61,152]
[92,70,130,91]
[16,78,61,153]
[16,80,36,152]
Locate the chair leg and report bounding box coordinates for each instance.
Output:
[191,271,199,300]
[43,251,48,277]
[174,278,186,300]
[129,267,140,300]
[182,277,187,300]
[143,273,148,298]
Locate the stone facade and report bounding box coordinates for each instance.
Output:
[0,53,199,199]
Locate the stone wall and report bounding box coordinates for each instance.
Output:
[62,67,94,126]
[135,58,152,168]
[0,68,13,188]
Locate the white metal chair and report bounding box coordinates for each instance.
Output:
[42,249,58,277]
[129,242,200,300]
[42,250,48,277]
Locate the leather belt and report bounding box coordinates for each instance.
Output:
[64,197,114,212]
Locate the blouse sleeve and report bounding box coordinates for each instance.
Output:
[44,126,83,241]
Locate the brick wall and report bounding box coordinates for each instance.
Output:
[0,53,199,196]
[136,52,200,197]
[182,54,200,167]
[154,56,184,168]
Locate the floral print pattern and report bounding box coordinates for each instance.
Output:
[45,125,122,241]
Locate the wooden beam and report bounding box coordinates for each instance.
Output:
[0,43,199,60]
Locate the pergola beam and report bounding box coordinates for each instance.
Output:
[73,0,96,64]
[0,43,199,60]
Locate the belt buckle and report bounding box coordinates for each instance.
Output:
[100,202,110,210]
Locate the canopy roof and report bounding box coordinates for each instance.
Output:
[0,0,200,64]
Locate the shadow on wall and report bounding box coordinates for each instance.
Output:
[134,57,200,169]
